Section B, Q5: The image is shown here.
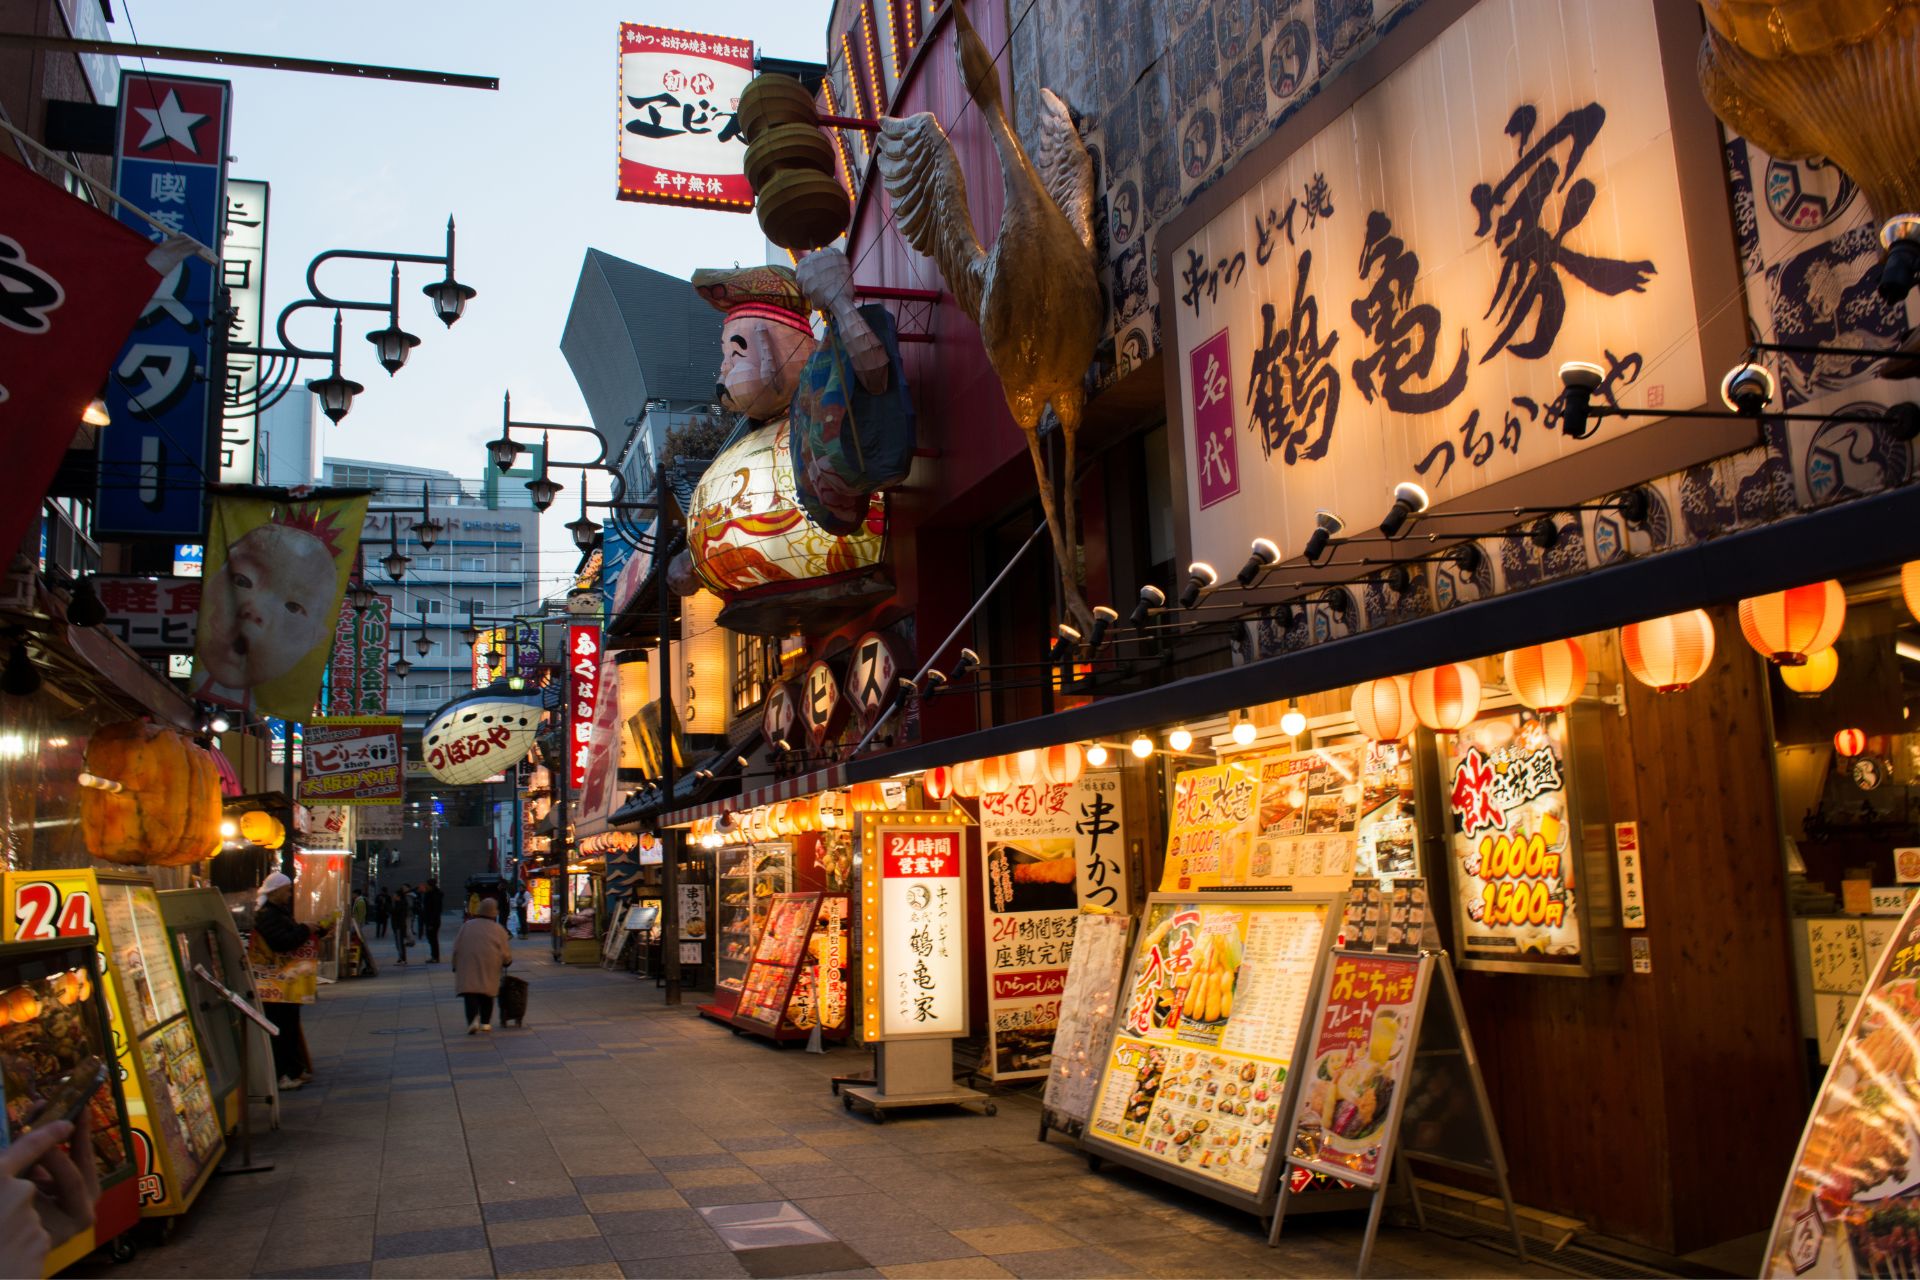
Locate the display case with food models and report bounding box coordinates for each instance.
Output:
[4,870,226,1219]
[159,886,265,1132]
[0,937,139,1275]
[1081,889,1341,1215]
[527,875,553,932]
[717,892,851,1042]
[554,867,603,965]
[697,843,793,1022]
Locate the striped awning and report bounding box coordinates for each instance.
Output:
[661,762,853,827]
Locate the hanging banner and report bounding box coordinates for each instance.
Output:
[0,155,165,560]
[326,590,390,716]
[191,491,370,721]
[1042,913,1135,1129]
[302,804,353,851]
[978,774,1129,1080]
[93,576,201,652]
[574,650,627,838]
[1160,764,1258,891]
[860,820,967,1040]
[567,626,602,792]
[218,179,268,485]
[97,72,232,538]
[617,23,754,212]
[299,717,403,805]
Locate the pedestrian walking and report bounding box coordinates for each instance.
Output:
[352,889,368,931]
[467,889,481,919]
[513,887,530,938]
[373,888,390,938]
[421,878,445,963]
[452,900,512,1034]
[392,886,412,964]
[252,872,330,1090]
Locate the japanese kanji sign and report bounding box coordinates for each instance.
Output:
[1287,950,1422,1186]
[617,23,754,213]
[325,589,389,716]
[98,72,231,538]
[567,625,602,793]
[863,823,967,1040]
[1168,0,1716,578]
[93,575,201,652]
[299,717,402,805]
[219,179,268,484]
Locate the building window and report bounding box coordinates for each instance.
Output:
[424,556,444,571]
[732,631,776,716]
[506,558,520,573]
[424,598,442,614]
[465,556,486,572]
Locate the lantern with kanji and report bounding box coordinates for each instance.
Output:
[1503,639,1588,713]
[1409,663,1482,733]
[1835,728,1867,758]
[1621,610,1715,693]
[1780,647,1838,696]
[921,766,953,802]
[817,791,847,830]
[1738,580,1846,665]
[1351,676,1415,742]
[770,801,796,837]
[1012,749,1042,786]
[1042,743,1084,786]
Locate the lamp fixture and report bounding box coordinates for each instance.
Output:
[462,623,481,646]
[67,574,106,628]
[209,714,231,735]
[1085,743,1109,767]
[1231,710,1257,746]
[1448,542,1483,576]
[952,648,981,681]
[349,582,378,611]
[1304,510,1344,565]
[1086,605,1119,651]
[1129,733,1154,759]
[1384,563,1412,596]
[413,632,433,658]
[392,656,413,679]
[1529,515,1559,551]
[1280,703,1307,736]
[381,547,411,581]
[1557,361,1605,439]
[1379,481,1429,539]
[307,365,364,425]
[1129,584,1165,628]
[421,220,478,326]
[1051,624,1081,662]
[1180,562,1218,610]
[1167,726,1193,752]
[414,515,443,551]
[366,267,423,376]
[566,487,602,552]
[487,422,523,472]
[526,432,562,511]
[81,395,110,428]
[1237,537,1282,588]
[1720,361,1777,416]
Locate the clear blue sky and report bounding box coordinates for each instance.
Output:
[125,0,831,593]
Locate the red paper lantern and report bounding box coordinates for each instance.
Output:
[1408,663,1482,732]
[1621,610,1715,693]
[1834,728,1867,758]
[1351,676,1415,742]
[978,754,1011,795]
[1012,749,1043,785]
[951,759,981,799]
[1042,743,1084,786]
[922,766,953,802]
[1739,580,1846,665]
[1503,639,1588,713]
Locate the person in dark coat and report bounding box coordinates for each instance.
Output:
[420,878,445,962]
[391,886,412,964]
[254,872,330,1089]
[372,888,391,938]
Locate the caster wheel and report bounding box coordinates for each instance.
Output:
[109,1238,136,1264]
[1087,1155,1103,1173]
[984,1103,998,1116]
[873,1110,886,1123]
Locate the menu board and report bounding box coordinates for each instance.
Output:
[779,896,850,1037]
[734,893,821,1026]
[862,823,967,1041]
[1442,711,1583,965]
[528,876,552,926]
[1161,765,1258,890]
[1042,912,1134,1128]
[1287,952,1422,1186]
[1767,894,1920,1276]
[1086,896,1331,1199]
[99,883,187,1034]
[1247,744,1417,884]
[979,773,1128,1080]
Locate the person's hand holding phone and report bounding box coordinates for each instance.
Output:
[0,1109,99,1277]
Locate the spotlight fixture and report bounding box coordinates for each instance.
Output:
[1051,623,1082,661]
[1889,402,1920,442]
[1379,482,1429,539]
[953,648,981,681]
[1085,743,1109,767]
[1168,727,1193,752]
[1384,563,1412,596]
[1230,710,1257,746]
[381,547,411,581]
[1273,600,1299,633]
[922,669,949,695]
[1719,361,1777,416]
[1180,562,1219,610]
[1303,510,1344,565]
[1280,703,1307,736]
[1528,515,1559,551]
[1129,585,1165,628]
[209,714,231,735]
[1129,733,1154,759]
[1618,487,1652,529]
[1879,215,1920,304]
[67,575,106,628]
[1087,605,1119,651]
[736,755,751,769]
[1236,537,1282,588]
[1324,588,1356,628]
[1557,361,1605,439]
[1,639,39,697]
[1448,542,1483,576]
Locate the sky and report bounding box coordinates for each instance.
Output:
[123,0,831,597]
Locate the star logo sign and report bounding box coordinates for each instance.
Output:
[134,91,207,154]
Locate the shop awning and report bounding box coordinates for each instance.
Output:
[660,479,1920,825]
[610,725,766,827]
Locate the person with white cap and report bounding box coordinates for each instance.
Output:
[254,872,331,1090]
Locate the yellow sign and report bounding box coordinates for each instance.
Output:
[1159,764,1258,891]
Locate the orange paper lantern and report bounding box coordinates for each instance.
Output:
[1739,580,1846,665]
[1835,727,1867,758]
[1621,610,1715,693]
[1780,647,1838,696]
[1351,676,1416,742]
[922,766,954,802]
[1012,749,1043,785]
[817,791,847,829]
[1409,663,1483,732]
[979,755,1012,795]
[951,759,981,799]
[1903,562,1920,620]
[1503,639,1588,713]
[1042,743,1084,786]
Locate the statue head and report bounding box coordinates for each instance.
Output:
[692,265,816,422]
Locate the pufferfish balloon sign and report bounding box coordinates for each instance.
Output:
[420,682,545,786]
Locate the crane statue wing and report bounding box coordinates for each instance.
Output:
[1031,88,1094,257]
[876,112,988,322]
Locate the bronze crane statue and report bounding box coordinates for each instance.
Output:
[875,0,1102,630]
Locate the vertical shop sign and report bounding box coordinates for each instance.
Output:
[617,23,754,212]
[98,72,231,537]
[219,179,268,484]
[1615,821,1645,928]
[353,598,390,713]
[1161,764,1258,890]
[567,626,602,792]
[1189,329,1239,508]
[865,825,965,1039]
[978,774,1128,1080]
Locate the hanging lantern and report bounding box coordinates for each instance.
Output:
[818,791,847,830]
[770,801,796,837]
[922,766,954,802]
[1012,749,1043,785]
[951,759,982,799]
[1780,646,1839,696]
[239,810,286,850]
[979,754,1012,795]
[1350,676,1416,742]
[1903,562,1920,620]
[1621,609,1716,693]
[1835,728,1867,758]
[1503,639,1588,713]
[1409,663,1483,733]
[790,795,820,832]
[1738,580,1846,665]
[1042,743,1084,786]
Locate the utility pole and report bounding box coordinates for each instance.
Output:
[659,458,682,1006]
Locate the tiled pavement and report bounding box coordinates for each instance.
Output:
[83,933,1567,1279]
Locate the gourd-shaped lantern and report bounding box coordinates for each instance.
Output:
[1503,639,1588,713]
[1621,610,1715,693]
[1738,580,1845,665]
[1350,676,1416,743]
[79,720,223,866]
[1780,647,1839,696]
[1042,743,1084,786]
[921,766,953,802]
[1409,664,1482,733]
[1835,728,1867,758]
[239,810,286,850]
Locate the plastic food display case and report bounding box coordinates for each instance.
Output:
[4,870,225,1219]
[699,843,794,1022]
[722,892,852,1043]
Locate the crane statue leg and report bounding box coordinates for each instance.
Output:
[1022,427,1095,636]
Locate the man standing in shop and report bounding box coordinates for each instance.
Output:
[421,877,445,963]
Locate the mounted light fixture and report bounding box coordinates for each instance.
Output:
[307,366,364,425]
[1086,605,1119,651]
[1384,563,1412,596]
[1719,361,1777,416]
[1167,727,1193,752]
[1230,710,1256,746]
[1528,515,1559,551]
[1379,482,1429,539]
[422,219,477,326]
[82,396,110,428]
[1617,487,1653,529]
[415,509,444,551]
[208,713,232,735]
[1085,742,1109,767]
[461,623,481,647]
[1129,733,1154,759]
[1557,361,1605,439]
[413,632,433,658]
[381,547,411,581]
[1180,562,1218,610]
[952,648,981,681]
[566,488,602,552]
[367,321,421,376]
[1303,510,1344,565]
[526,432,562,512]
[349,582,378,612]
[1448,542,1483,576]
[1280,703,1307,737]
[1129,584,1165,628]
[1050,623,1081,661]
[1236,537,1282,588]
[392,656,414,679]
[487,421,523,472]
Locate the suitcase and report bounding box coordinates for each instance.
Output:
[498,973,529,1026]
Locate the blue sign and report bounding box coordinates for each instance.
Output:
[431,798,445,816]
[96,72,230,538]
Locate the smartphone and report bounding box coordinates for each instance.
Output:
[23,1057,106,1133]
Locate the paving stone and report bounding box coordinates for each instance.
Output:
[370,1247,496,1277]
[951,1225,1079,1256]
[575,1172,670,1194]
[490,1234,616,1274]
[483,1192,589,1222]
[372,1225,490,1261]
[594,1206,710,1235]
[878,1262,1015,1279]
[735,1241,872,1277]
[584,1188,689,1213]
[830,1229,983,1267]
[487,1213,603,1246]
[618,1253,750,1279]
[375,1204,484,1236]
[602,1226,732,1261]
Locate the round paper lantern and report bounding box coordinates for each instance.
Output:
[421,685,544,785]
[791,795,820,832]
[750,806,773,841]
[852,781,888,812]
[1835,727,1867,758]
[817,792,847,830]
[1503,639,1588,713]
[79,721,223,866]
[1042,743,1084,786]
[951,759,982,799]
[922,766,954,802]
[1738,580,1846,665]
[1621,610,1716,693]
[979,754,1012,795]
[1903,562,1920,620]
[1780,646,1839,696]
[239,810,286,850]
[1409,663,1483,732]
[1012,749,1043,785]
[1351,676,1416,742]
[770,801,796,837]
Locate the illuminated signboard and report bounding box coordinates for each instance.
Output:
[617,22,754,212]
[860,818,967,1041]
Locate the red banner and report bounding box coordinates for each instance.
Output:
[881,831,960,878]
[0,157,162,560]
[567,625,602,792]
